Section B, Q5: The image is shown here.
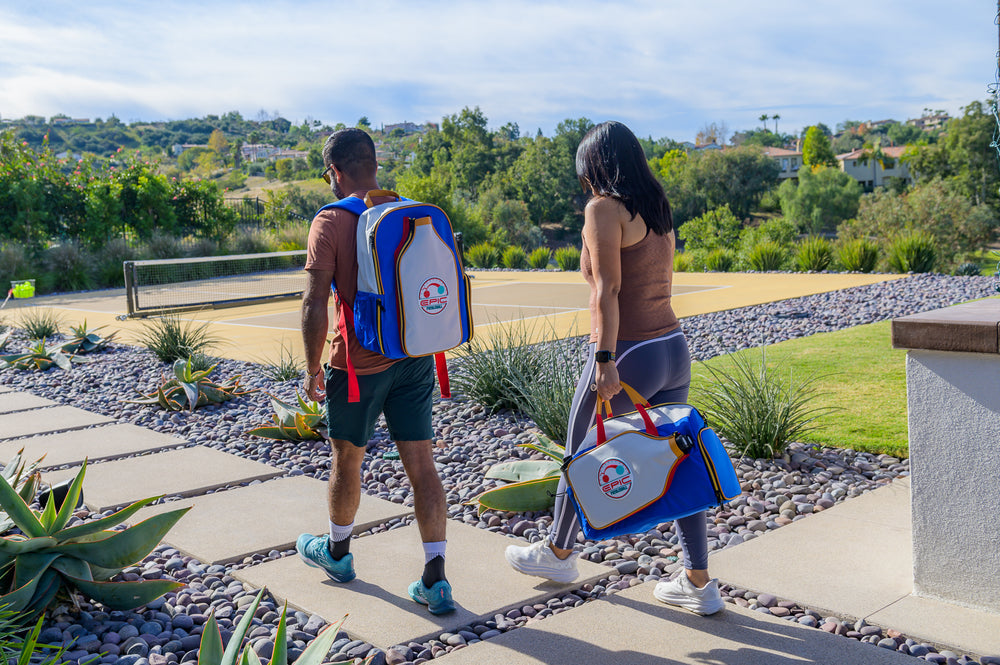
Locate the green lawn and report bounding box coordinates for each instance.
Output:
[690,320,909,458]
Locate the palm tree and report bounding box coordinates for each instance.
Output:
[772,114,781,135]
[758,113,770,131]
[858,137,891,190]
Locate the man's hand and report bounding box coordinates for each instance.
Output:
[304,368,326,402]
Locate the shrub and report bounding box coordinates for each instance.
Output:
[226,229,274,255]
[258,340,303,381]
[141,232,185,260]
[184,236,220,259]
[836,237,880,273]
[18,308,62,340]
[510,341,583,444]
[745,240,788,271]
[554,246,581,271]
[887,231,937,273]
[673,252,694,272]
[694,349,832,459]
[91,237,134,288]
[954,262,982,276]
[272,226,309,251]
[704,248,737,272]
[793,236,834,272]
[528,247,552,269]
[0,244,33,286]
[465,242,499,269]
[677,205,742,252]
[136,314,220,363]
[502,246,529,269]
[450,319,546,412]
[41,242,92,293]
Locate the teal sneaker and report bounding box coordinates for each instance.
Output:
[295,534,355,583]
[407,579,455,615]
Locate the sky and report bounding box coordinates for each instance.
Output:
[0,1,996,142]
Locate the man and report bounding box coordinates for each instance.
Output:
[296,128,454,615]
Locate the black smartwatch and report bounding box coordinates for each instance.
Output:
[594,350,616,363]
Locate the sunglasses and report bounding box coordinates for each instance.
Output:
[319,165,334,184]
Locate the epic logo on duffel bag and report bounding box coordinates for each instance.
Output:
[599,458,633,499]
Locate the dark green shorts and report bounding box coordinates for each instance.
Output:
[324,355,435,447]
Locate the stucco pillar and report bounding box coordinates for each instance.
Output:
[893,299,1000,613]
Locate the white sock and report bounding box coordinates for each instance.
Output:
[422,540,446,563]
[329,521,354,542]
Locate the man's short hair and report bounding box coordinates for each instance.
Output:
[322,128,377,181]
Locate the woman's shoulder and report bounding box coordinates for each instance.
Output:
[585,195,630,219]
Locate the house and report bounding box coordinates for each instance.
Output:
[836,145,912,189]
[761,147,802,180]
[240,144,281,162]
[907,113,950,132]
[172,143,209,156]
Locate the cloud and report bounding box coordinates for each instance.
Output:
[0,1,994,139]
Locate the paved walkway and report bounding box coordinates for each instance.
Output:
[3,271,997,662]
[2,393,998,663]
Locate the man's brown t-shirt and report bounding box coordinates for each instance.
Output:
[305,193,397,375]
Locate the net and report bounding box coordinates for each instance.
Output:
[124,250,307,317]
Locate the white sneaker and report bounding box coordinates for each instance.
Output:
[653,570,725,615]
[505,536,579,583]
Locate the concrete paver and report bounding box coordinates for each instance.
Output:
[234,522,609,649]
[710,478,913,620]
[0,423,187,468]
[0,406,113,440]
[0,386,12,393]
[42,446,283,511]
[437,582,915,665]
[134,477,413,565]
[0,392,56,414]
[868,594,1000,658]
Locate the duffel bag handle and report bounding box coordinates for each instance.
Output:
[363,189,401,208]
[595,381,657,445]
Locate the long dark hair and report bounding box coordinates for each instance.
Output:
[575,121,672,235]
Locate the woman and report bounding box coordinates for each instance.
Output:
[505,121,723,615]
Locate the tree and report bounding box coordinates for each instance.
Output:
[356,116,371,130]
[886,121,922,146]
[695,121,728,146]
[208,129,228,155]
[777,165,861,234]
[845,180,997,268]
[758,114,770,131]
[687,146,781,220]
[771,114,781,134]
[801,126,838,167]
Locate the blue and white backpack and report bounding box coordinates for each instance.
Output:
[318,190,473,402]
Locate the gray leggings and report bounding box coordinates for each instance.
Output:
[550,329,709,570]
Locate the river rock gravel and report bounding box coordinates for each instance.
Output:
[0,273,996,665]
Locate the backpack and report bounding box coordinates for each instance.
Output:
[317,190,473,402]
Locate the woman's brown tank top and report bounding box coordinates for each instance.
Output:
[581,228,679,342]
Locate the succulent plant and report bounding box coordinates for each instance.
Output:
[59,320,118,355]
[467,434,564,514]
[198,588,350,665]
[0,461,189,620]
[128,358,255,412]
[0,449,44,535]
[0,339,81,371]
[247,395,324,441]
[0,330,10,352]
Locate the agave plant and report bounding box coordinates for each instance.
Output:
[0,461,189,620]
[128,358,255,412]
[59,320,117,355]
[0,339,80,371]
[198,588,350,665]
[0,330,10,353]
[247,395,324,441]
[0,449,45,536]
[467,434,564,514]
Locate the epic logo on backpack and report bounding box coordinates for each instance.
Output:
[318,190,474,402]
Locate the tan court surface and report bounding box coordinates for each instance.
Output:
[2,270,904,364]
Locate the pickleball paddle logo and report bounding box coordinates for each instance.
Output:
[418,278,448,314]
[599,458,632,499]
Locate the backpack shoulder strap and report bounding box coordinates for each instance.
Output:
[316,196,368,217]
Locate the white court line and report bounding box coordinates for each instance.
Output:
[475,302,582,311]
[470,280,585,291]
[674,284,732,293]
[475,308,588,327]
